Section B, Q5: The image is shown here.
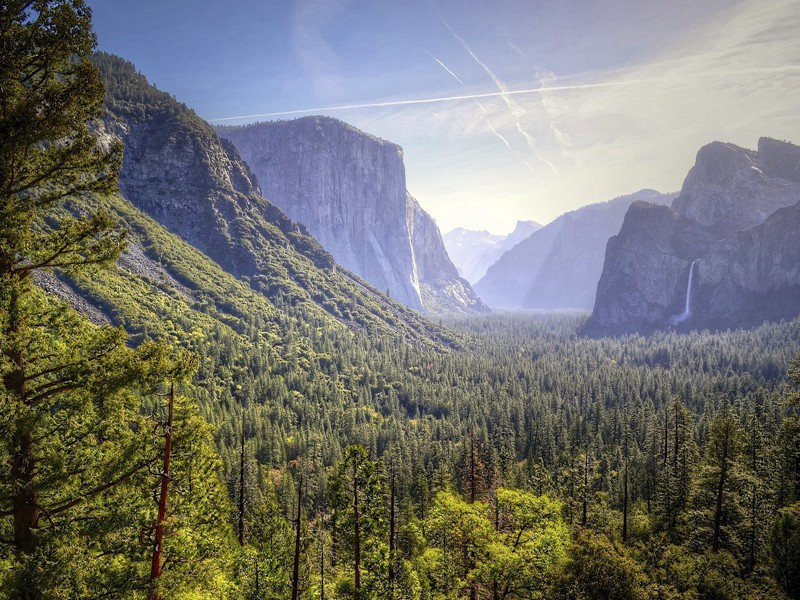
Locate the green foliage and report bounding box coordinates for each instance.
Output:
[0,4,237,597]
[421,488,567,599]
[551,530,650,600]
[7,1,800,599]
[0,2,124,274]
[770,503,800,599]
[484,488,568,598]
[329,445,388,598]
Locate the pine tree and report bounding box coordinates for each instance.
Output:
[0,2,142,595]
[329,445,388,598]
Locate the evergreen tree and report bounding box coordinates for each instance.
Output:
[329,445,388,599]
[0,2,139,595]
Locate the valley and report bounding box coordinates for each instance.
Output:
[2,2,800,599]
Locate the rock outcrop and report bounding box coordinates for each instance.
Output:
[586,138,800,335]
[443,220,541,284]
[475,190,674,309]
[217,117,487,314]
[693,200,800,329]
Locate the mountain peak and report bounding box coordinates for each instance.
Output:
[672,138,800,234]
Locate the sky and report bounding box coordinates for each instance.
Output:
[87,0,800,234]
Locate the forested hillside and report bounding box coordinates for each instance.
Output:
[2,3,800,599]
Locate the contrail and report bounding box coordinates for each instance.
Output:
[208,65,800,122]
[516,122,559,175]
[438,15,524,116]
[426,50,539,174]
[436,12,563,174]
[209,78,657,122]
[425,50,464,85]
[485,119,511,150]
[475,101,536,173]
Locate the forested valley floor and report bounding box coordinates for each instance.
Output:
[3,3,800,597]
[5,294,800,599]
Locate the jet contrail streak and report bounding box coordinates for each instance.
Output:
[516,122,559,175]
[208,78,657,122]
[208,65,800,122]
[425,50,465,85]
[438,16,524,116]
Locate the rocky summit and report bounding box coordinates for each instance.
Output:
[217,117,487,314]
[586,138,800,335]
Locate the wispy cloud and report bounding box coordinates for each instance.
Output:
[211,0,800,233]
[291,0,349,98]
[435,11,563,174]
[437,14,524,116]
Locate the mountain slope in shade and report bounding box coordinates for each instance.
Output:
[586,138,800,335]
[91,53,461,345]
[443,220,541,284]
[474,190,674,309]
[216,117,487,314]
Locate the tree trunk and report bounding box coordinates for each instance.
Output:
[238,425,246,546]
[622,459,629,543]
[747,420,758,573]
[353,460,361,594]
[389,470,396,599]
[581,453,589,526]
[320,517,325,600]
[470,430,476,504]
[151,382,175,597]
[712,420,730,553]
[6,280,41,563]
[291,476,303,600]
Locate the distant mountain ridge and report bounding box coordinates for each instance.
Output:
[443,220,541,284]
[586,138,800,335]
[475,190,675,309]
[217,117,487,314]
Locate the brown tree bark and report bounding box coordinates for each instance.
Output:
[238,424,246,546]
[389,469,396,599]
[150,382,175,598]
[291,476,303,600]
[712,417,730,553]
[353,458,361,594]
[6,280,40,563]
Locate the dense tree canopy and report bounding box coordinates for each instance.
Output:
[3,2,800,599]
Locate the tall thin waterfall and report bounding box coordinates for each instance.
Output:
[672,260,697,325]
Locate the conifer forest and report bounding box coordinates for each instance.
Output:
[2,2,800,599]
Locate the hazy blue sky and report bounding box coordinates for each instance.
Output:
[88,0,800,234]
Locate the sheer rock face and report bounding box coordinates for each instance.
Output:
[694,201,800,329]
[217,117,487,314]
[475,190,673,310]
[407,194,489,313]
[586,138,800,335]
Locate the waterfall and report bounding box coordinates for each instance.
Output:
[683,260,697,316]
[672,260,697,325]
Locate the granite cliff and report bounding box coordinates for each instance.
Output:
[217,117,487,314]
[586,138,800,335]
